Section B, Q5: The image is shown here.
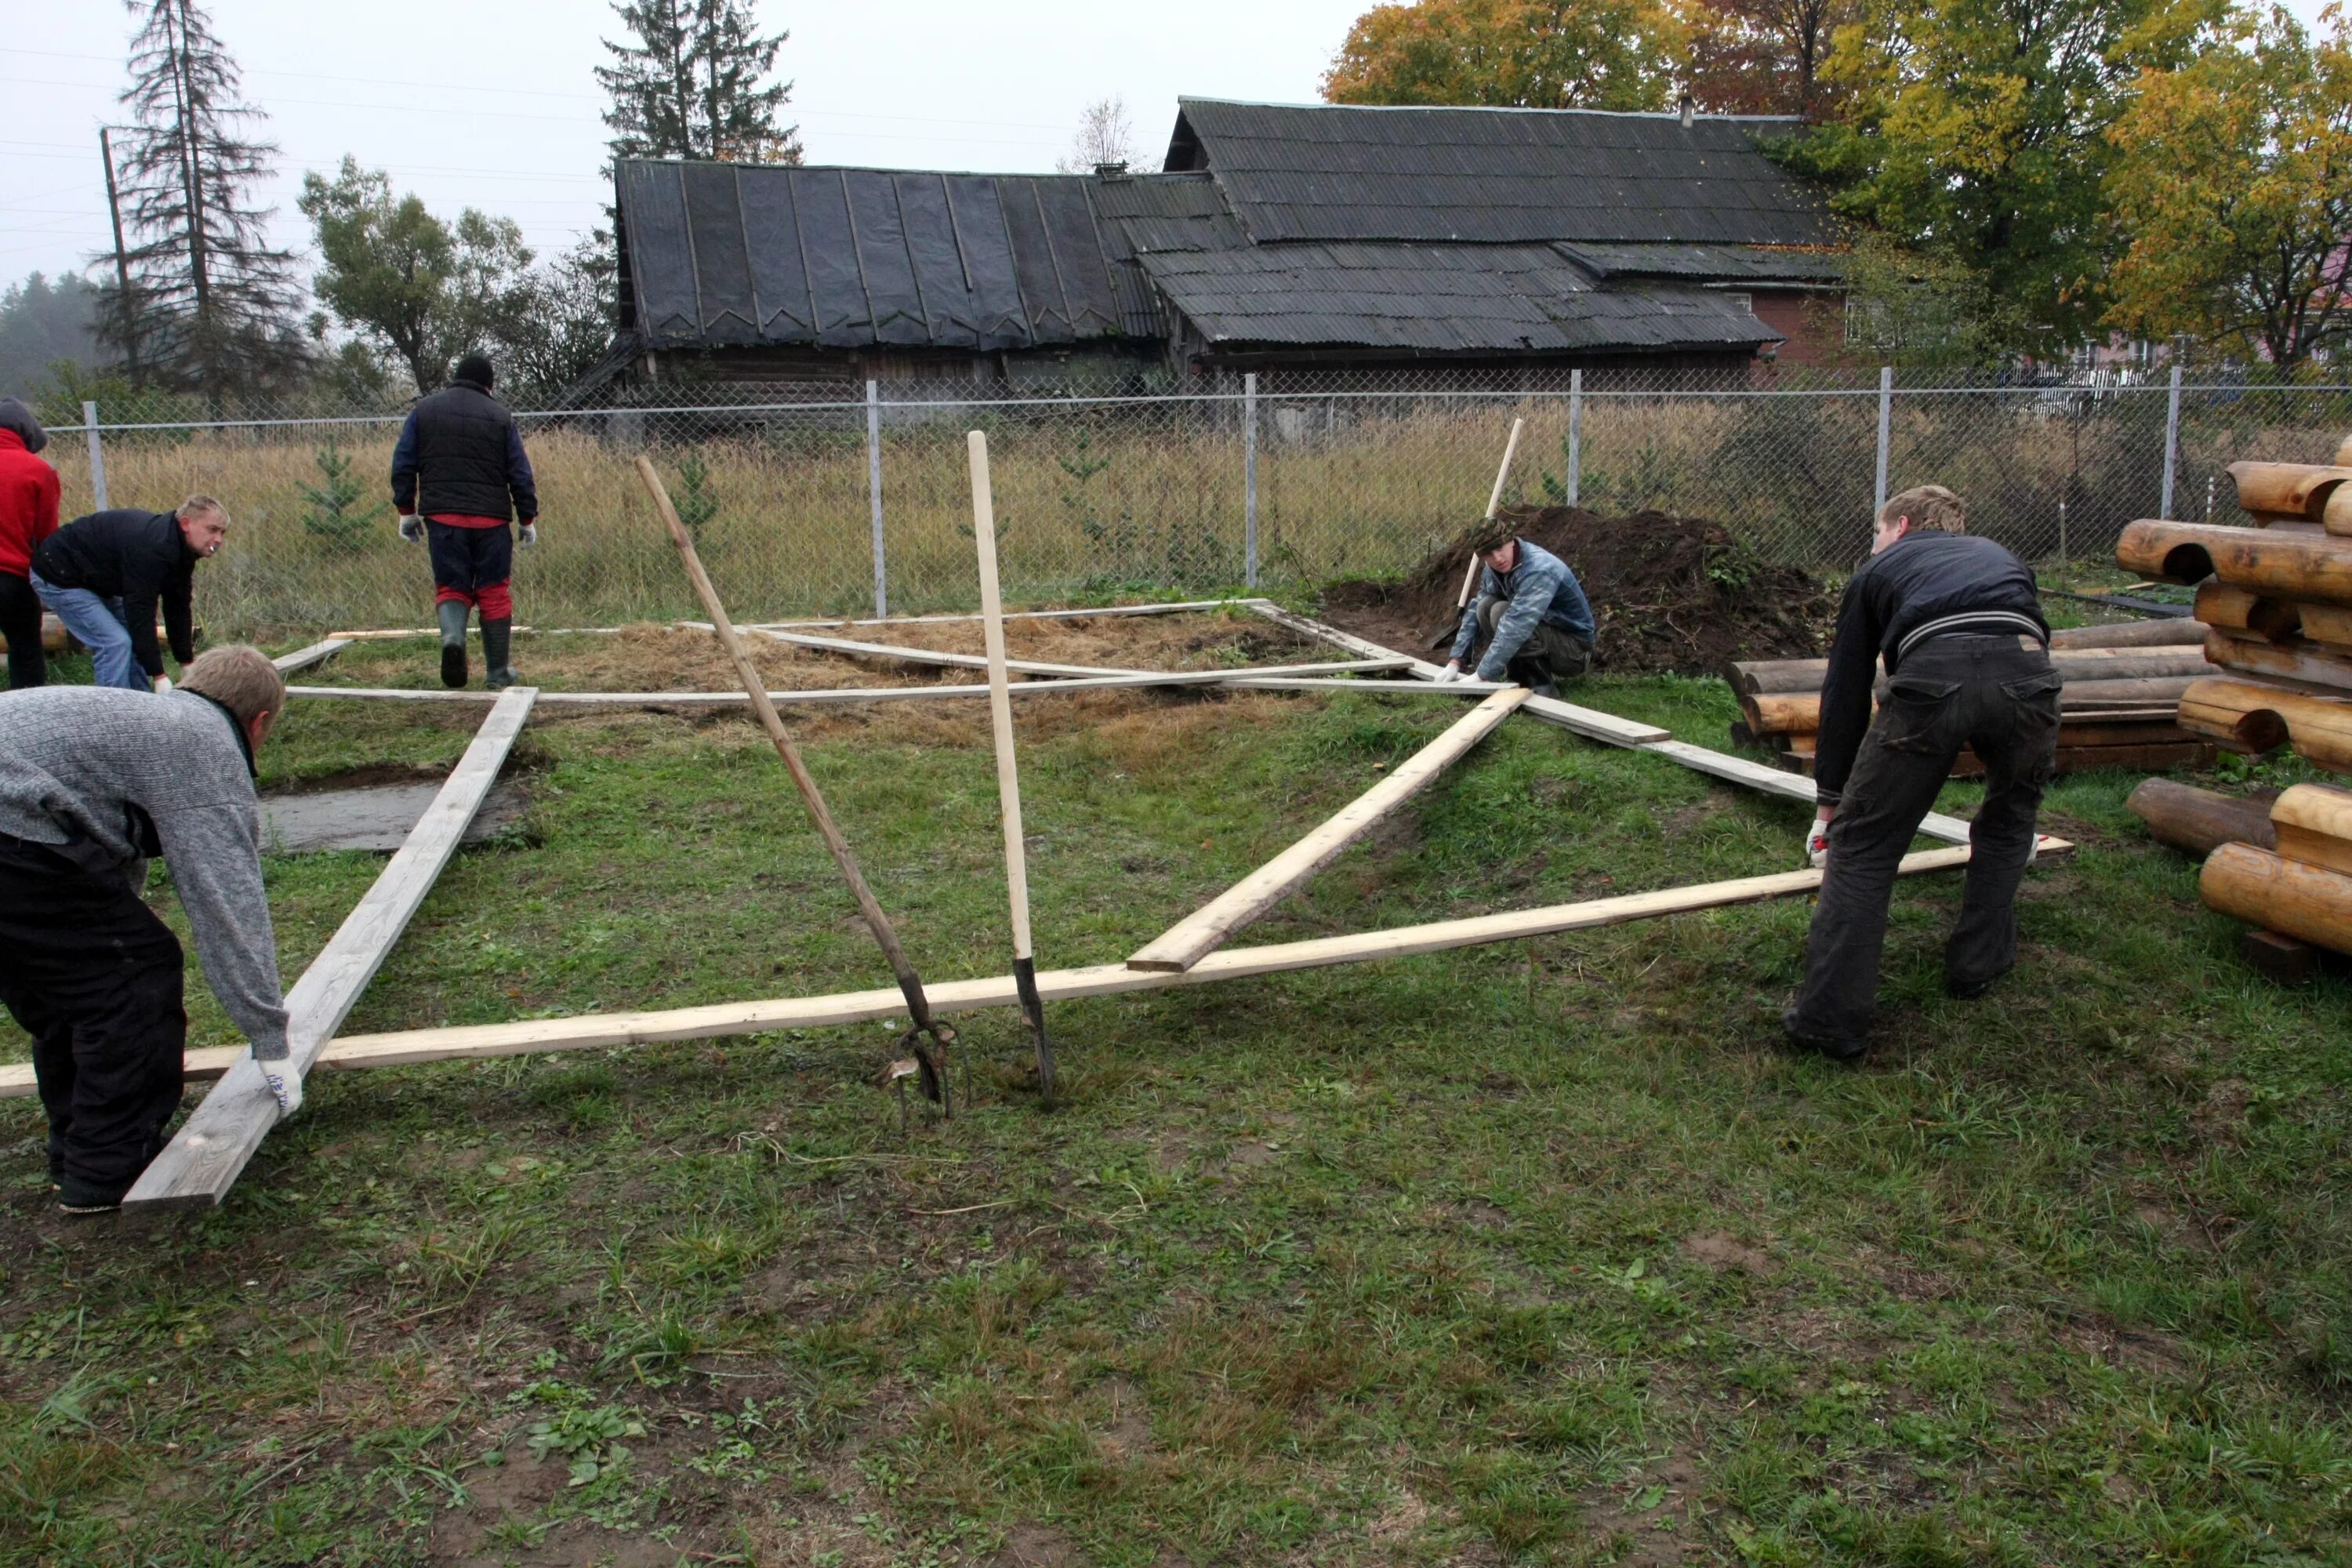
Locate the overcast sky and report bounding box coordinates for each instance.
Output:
[4,0,2340,296]
[0,0,1369,290]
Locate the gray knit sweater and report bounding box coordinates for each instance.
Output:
[0,686,289,1060]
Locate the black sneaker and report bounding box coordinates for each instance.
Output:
[57,1197,119,1216]
[1781,1008,1867,1062]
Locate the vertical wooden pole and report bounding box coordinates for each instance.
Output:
[967,431,1055,1104]
[99,128,140,387]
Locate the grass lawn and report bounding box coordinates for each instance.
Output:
[2,615,2350,1567]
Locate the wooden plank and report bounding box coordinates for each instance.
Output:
[750,600,1238,630]
[1242,600,1671,746]
[271,637,351,674]
[120,686,539,1212]
[1127,687,1531,973]
[742,626,1134,679]
[3,841,2073,1098]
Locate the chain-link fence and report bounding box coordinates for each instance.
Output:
[38,365,2352,638]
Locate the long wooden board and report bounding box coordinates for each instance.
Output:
[272,637,351,675]
[741,626,1131,679]
[2,842,2067,1098]
[1128,687,1531,972]
[751,600,1240,631]
[120,686,539,1212]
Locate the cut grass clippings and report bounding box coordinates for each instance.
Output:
[1,628,2349,1566]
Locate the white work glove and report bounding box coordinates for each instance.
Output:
[1436,662,1465,683]
[398,514,423,543]
[517,521,538,546]
[262,1062,304,1117]
[1805,818,1832,869]
[151,675,172,694]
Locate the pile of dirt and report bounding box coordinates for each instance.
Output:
[1322,505,1838,675]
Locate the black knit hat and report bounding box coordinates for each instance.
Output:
[452,352,495,390]
[1465,519,1517,556]
[0,397,46,454]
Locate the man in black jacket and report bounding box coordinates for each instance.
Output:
[390,351,539,688]
[28,497,227,691]
[1784,485,2060,1060]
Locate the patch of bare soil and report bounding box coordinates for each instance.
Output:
[994,1522,1089,1567]
[1680,1231,1777,1279]
[311,616,1327,750]
[1320,504,1836,674]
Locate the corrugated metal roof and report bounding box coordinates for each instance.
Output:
[1559,241,1846,283]
[1169,99,1834,248]
[1137,243,1780,354]
[616,159,1157,352]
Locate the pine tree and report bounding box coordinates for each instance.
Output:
[101,0,304,402]
[598,0,800,164]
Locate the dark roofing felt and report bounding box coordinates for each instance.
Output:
[1167,99,1835,249]
[1559,241,1846,284]
[1137,243,1780,355]
[615,159,1163,352]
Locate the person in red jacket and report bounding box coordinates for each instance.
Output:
[0,398,61,689]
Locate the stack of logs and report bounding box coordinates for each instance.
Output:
[2129,775,2352,981]
[2110,438,2352,974]
[1726,619,2216,777]
[2117,442,2352,775]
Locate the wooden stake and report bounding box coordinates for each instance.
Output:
[1128,686,1530,972]
[967,432,1056,1102]
[633,455,956,1106]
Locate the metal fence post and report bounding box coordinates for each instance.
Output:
[82,400,109,511]
[865,379,886,618]
[2160,361,2183,520]
[1243,372,1259,588]
[1566,369,1582,506]
[1873,366,1893,511]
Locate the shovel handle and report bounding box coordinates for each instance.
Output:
[1455,417,1527,612]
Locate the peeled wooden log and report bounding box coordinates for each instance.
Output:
[2118,519,2352,604]
[2201,842,2352,956]
[2179,677,2352,771]
[2328,486,2352,536]
[2126,778,2278,857]
[2270,782,2352,876]
[2049,619,2211,650]
[1728,646,2211,699]
[1785,742,2214,779]
[0,613,68,655]
[2228,460,2352,521]
[1744,677,2202,736]
[2298,602,2352,649]
[2204,631,2352,694]
[2194,583,2300,642]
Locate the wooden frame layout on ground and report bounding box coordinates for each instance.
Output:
[9,604,2063,1211]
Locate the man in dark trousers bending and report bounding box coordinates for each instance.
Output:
[1784,485,2059,1061]
[29,495,227,691]
[391,351,539,689]
[1438,524,1596,696]
[0,645,301,1213]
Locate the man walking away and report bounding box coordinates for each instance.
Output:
[0,645,302,1214]
[1439,524,1596,696]
[390,351,539,690]
[0,397,60,689]
[1784,485,2058,1061]
[30,496,226,692]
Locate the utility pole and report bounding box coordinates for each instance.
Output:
[98,127,142,387]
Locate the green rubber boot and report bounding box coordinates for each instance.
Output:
[482,616,518,690]
[437,601,470,688]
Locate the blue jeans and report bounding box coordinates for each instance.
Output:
[28,572,143,691]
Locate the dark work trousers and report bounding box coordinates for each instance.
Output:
[0,570,44,688]
[1790,634,2060,1047]
[1472,594,1593,685]
[0,834,187,1206]
[426,521,514,619]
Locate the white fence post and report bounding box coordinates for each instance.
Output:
[866,379,886,618]
[1566,369,1582,506]
[1873,366,1893,511]
[1243,372,1259,589]
[82,400,109,511]
[2160,362,2183,521]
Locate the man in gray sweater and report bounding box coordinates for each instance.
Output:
[0,644,299,1212]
